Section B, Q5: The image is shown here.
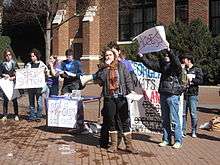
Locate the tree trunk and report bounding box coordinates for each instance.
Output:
[44,11,52,62]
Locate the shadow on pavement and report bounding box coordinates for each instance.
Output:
[34,125,100,147]
[61,134,99,147]
[132,133,160,144]
[34,125,73,134]
[198,107,220,115]
[197,133,220,141]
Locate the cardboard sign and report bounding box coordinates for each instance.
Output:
[129,61,184,133]
[47,97,78,128]
[15,68,45,89]
[133,26,169,54]
[129,61,162,132]
[0,78,20,100]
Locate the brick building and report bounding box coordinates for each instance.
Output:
[52,0,220,73]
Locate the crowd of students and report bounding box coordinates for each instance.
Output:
[0,42,203,153]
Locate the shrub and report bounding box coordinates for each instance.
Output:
[0,36,11,61]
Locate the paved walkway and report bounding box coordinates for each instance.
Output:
[0,85,219,165]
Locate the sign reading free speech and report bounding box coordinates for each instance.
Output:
[15,68,45,89]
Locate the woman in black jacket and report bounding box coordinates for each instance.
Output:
[0,48,19,121]
[93,48,138,153]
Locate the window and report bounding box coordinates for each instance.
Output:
[119,0,156,41]
[210,0,220,36]
[175,0,188,23]
[75,18,83,38]
[72,43,83,60]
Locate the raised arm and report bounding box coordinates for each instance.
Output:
[140,54,161,72]
[167,49,182,74]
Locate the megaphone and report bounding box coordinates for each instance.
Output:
[80,74,94,87]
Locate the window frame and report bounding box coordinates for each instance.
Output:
[119,0,157,41]
[175,0,189,23]
[209,0,220,36]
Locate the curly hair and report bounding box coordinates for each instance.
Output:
[3,48,15,60]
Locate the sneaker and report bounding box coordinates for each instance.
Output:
[172,142,182,149]
[14,116,19,121]
[192,133,197,138]
[159,141,169,147]
[1,116,7,122]
[182,133,186,138]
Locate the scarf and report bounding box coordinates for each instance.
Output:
[3,60,14,71]
[108,60,119,95]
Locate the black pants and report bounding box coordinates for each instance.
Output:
[102,97,130,133]
[100,97,130,147]
[3,93,18,116]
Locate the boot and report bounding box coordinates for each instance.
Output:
[99,125,109,148]
[123,132,139,154]
[117,132,123,150]
[107,131,118,153]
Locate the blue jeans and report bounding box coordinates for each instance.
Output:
[182,95,198,134]
[48,84,59,96]
[28,88,43,119]
[160,94,182,144]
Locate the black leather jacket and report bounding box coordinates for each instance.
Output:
[141,50,183,95]
[185,65,203,96]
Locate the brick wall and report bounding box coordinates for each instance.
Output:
[157,0,175,26]
[99,0,118,50]
[189,0,209,25]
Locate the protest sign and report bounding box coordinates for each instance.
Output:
[129,61,162,132]
[129,61,184,133]
[133,26,169,54]
[47,97,78,128]
[15,68,45,89]
[0,78,20,100]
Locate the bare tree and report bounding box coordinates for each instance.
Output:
[3,0,91,61]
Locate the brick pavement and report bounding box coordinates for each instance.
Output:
[0,85,219,165]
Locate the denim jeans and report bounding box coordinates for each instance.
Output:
[160,94,182,144]
[182,95,198,134]
[48,84,59,96]
[28,88,43,119]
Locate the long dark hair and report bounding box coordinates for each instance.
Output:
[29,48,41,60]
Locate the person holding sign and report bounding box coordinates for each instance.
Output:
[93,48,138,154]
[25,49,48,121]
[0,48,20,121]
[180,53,203,138]
[139,49,183,149]
[59,49,86,133]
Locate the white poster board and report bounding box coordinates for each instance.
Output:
[0,78,20,100]
[129,61,184,133]
[129,61,162,132]
[15,68,45,89]
[133,26,169,55]
[47,97,78,128]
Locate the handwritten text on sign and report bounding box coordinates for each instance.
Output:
[133,26,169,54]
[15,68,45,89]
[128,61,162,132]
[47,98,78,128]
